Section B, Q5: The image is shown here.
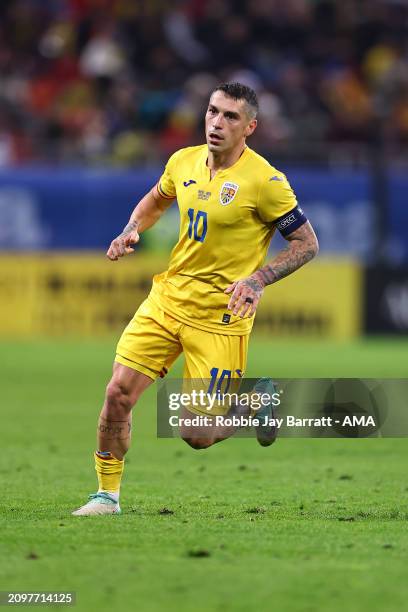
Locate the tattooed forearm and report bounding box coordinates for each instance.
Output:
[252,222,319,288]
[259,245,315,284]
[119,220,138,237]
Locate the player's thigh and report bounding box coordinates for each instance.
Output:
[115,298,183,380]
[180,326,249,413]
[178,327,249,434]
[180,326,249,383]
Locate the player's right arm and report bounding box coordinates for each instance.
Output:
[106,185,174,261]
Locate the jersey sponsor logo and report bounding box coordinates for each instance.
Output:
[198,189,211,201]
[220,182,239,205]
[183,179,197,187]
[269,175,284,182]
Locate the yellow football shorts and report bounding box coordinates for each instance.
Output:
[115,297,248,414]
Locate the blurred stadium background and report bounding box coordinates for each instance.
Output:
[1,2,408,610]
[0,0,407,342]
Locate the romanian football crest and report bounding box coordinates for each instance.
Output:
[219,182,239,205]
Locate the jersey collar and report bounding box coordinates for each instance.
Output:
[204,145,249,181]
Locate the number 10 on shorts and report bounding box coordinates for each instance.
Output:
[207,367,232,394]
[187,209,207,242]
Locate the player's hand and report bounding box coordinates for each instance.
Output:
[106,223,139,261]
[225,275,265,318]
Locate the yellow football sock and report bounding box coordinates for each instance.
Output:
[94,451,124,494]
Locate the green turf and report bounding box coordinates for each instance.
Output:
[1,338,408,612]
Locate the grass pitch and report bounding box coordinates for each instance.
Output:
[1,337,408,612]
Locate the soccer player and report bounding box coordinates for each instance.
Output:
[72,82,319,516]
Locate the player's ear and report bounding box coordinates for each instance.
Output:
[245,119,257,137]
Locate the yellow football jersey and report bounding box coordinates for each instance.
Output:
[149,144,298,335]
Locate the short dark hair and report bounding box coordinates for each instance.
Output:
[211,82,259,118]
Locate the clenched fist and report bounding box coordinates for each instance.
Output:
[106,221,139,261]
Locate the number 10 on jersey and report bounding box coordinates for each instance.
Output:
[187,208,208,243]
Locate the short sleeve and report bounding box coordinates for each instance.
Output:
[257,171,298,224]
[157,150,181,200]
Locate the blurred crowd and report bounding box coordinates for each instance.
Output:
[1,0,408,166]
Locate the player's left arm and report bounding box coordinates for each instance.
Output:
[225,221,319,318]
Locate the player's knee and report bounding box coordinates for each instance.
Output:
[105,379,133,412]
[182,436,214,450]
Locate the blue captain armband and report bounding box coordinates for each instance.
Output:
[274,206,308,237]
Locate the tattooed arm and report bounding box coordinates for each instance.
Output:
[107,184,174,261]
[225,221,319,318]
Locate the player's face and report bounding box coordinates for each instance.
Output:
[205,91,257,154]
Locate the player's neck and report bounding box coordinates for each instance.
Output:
[207,144,246,176]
